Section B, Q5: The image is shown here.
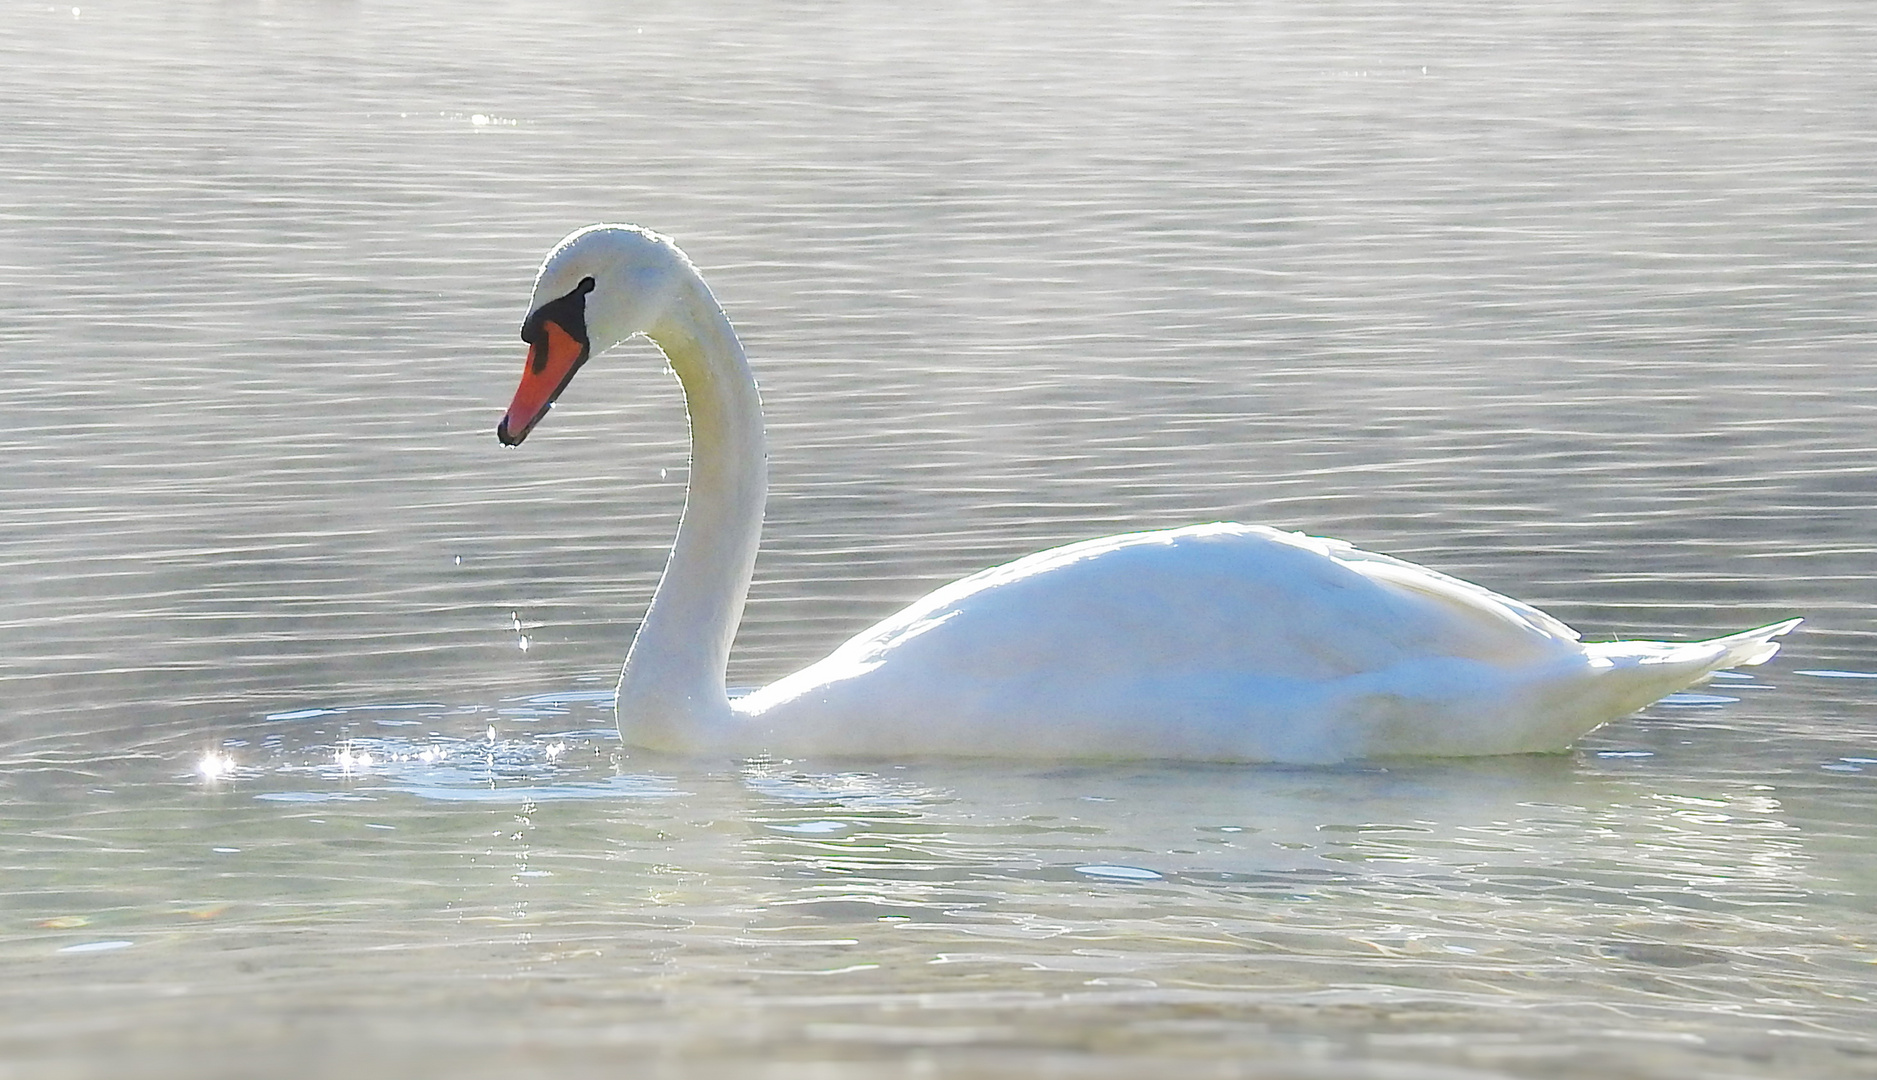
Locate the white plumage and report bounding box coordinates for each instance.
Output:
[496,224,1797,763]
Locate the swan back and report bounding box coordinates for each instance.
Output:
[824,524,1574,680]
[737,524,1601,760]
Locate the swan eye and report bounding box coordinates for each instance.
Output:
[521,277,596,372]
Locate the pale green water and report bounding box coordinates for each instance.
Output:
[3,1,1875,1077]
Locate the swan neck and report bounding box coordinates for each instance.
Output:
[617,273,765,747]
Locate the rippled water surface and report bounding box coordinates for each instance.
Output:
[4,1,1875,1076]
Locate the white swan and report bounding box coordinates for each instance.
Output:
[496,224,1799,763]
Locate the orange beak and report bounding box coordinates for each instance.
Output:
[497,276,596,446]
[498,319,587,445]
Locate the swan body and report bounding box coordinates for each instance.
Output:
[497,224,1798,763]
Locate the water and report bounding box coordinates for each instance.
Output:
[3,1,1875,1075]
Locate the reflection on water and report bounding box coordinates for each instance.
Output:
[4,691,1874,1076]
[3,0,1876,1075]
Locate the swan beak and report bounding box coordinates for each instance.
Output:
[498,318,588,446]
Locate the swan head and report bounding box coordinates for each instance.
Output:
[497,224,693,446]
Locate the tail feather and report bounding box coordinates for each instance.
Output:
[1509,618,1804,753]
[1585,617,1802,673]
[1704,616,1804,669]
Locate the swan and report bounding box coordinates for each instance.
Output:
[495,224,1799,763]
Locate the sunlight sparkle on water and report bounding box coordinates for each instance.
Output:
[196,751,235,780]
[335,743,373,773]
[59,941,132,954]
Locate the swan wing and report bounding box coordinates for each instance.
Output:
[728,525,1799,762]
[1308,534,1580,647]
[738,525,1580,741]
[842,524,1575,674]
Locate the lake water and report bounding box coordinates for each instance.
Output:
[3,1,1875,1076]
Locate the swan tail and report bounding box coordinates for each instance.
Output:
[1474,618,1802,757]
[1707,616,1805,667]
[1584,616,1802,675]
[1536,617,1801,740]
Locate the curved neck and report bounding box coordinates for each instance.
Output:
[616,272,766,748]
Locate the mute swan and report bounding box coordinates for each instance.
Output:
[496,224,1798,763]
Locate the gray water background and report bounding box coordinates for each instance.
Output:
[2,1,1875,1077]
